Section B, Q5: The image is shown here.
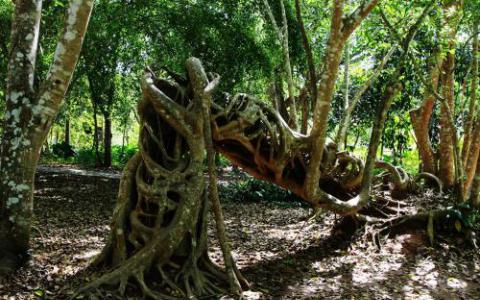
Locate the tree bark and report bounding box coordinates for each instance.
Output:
[81,59,243,299]
[341,41,351,148]
[65,117,70,146]
[0,0,93,275]
[438,53,456,188]
[437,0,462,188]
[410,53,441,174]
[103,112,112,168]
[0,0,43,274]
[262,0,298,129]
[305,0,378,198]
[294,0,316,131]
[462,20,479,193]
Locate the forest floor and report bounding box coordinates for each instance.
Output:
[0,165,479,300]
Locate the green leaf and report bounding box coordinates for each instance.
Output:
[454,220,462,232]
[33,288,45,298]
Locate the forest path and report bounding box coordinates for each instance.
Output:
[0,165,478,299]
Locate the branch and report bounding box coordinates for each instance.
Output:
[34,0,93,136]
[341,0,379,40]
[294,0,317,128]
[304,0,345,198]
[379,0,435,52]
[262,0,283,42]
[6,0,41,103]
[191,58,243,294]
[141,71,192,139]
[335,45,397,146]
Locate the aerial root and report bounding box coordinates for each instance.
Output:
[414,172,443,193]
[374,161,442,198]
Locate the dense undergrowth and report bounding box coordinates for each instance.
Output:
[41,143,138,169]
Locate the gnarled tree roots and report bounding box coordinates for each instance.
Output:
[77,59,246,299]
[80,57,475,298]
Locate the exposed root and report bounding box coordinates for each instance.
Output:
[415,172,443,193]
[374,161,442,199]
[78,59,246,299]
[357,205,478,250]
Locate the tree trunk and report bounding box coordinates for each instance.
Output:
[80,59,242,299]
[437,0,462,189]
[295,0,317,129]
[65,117,70,146]
[103,112,112,168]
[341,41,350,148]
[462,20,479,193]
[410,54,440,174]
[0,0,43,274]
[305,0,378,197]
[0,0,93,275]
[91,98,102,166]
[461,22,479,164]
[120,127,126,160]
[438,53,456,188]
[262,0,297,129]
[471,158,480,207]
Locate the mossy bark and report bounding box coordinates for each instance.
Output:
[0,0,93,275]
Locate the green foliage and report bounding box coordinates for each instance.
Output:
[45,145,138,169]
[75,145,138,169]
[0,0,12,119]
[73,148,98,167]
[219,176,304,206]
[449,203,480,231]
[52,142,76,159]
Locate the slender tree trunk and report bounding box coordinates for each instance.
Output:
[262,0,297,129]
[305,0,379,197]
[91,98,102,166]
[461,21,479,164]
[438,53,456,188]
[295,0,317,130]
[341,41,350,148]
[300,88,309,134]
[471,158,480,207]
[462,20,479,192]
[336,45,396,149]
[103,112,112,168]
[410,53,440,174]
[197,70,242,294]
[65,117,70,146]
[279,0,297,128]
[120,127,126,159]
[437,0,462,188]
[0,0,93,274]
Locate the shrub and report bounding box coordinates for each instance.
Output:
[218,176,305,206]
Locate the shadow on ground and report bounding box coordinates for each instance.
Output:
[0,165,478,300]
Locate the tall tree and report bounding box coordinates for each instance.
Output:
[0,0,93,274]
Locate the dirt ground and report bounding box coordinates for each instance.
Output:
[0,165,479,299]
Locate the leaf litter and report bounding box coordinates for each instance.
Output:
[0,165,479,299]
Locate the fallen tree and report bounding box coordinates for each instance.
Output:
[79,2,479,298]
[79,56,478,299]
